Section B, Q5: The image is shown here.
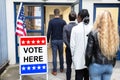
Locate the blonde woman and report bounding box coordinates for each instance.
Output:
[85,10,119,80]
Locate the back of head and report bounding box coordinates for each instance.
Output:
[54,8,60,16]
[94,10,119,59]
[69,11,76,21]
[78,9,89,25]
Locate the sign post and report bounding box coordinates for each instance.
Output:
[19,36,48,80]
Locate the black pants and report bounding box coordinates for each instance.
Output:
[75,68,89,80]
[66,47,72,80]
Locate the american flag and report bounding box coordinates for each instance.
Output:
[16,3,27,36]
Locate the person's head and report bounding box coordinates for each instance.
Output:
[93,10,119,59]
[69,11,76,21]
[54,8,60,16]
[77,9,89,24]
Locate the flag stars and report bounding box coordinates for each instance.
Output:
[37,66,41,69]
[37,40,40,44]
[21,65,47,74]
[32,66,36,70]
[22,66,25,70]
[32,40,35,44]
[27,40,30,44]
[21,38,46,45]
[15,3,27,36]
[27,66,31,70]
[22,66,46,71]
[42,66,46,69]
[22,40,25,44]
[42,40,45,43]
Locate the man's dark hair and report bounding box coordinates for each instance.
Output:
[78,9,90,25]
[69,11,76,21]
[54,9,60,16]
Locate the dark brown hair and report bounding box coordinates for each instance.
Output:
[78,9,89,25]
[54,9,60,16]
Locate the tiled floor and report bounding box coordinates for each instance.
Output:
[1,61,120,80]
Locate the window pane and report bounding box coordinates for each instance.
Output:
[27,32,41,36]
[16,5,20,15]
[24,5,41,17]
[25,19,41,30]
[16,5,41,17]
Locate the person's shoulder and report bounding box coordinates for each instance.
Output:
[63,20,66,24]
[88,24,93,28]
[64,23,71,28]
[59,18,66,22]
[85,24,93,30]
[61,19,66,23]
[63,24,68,29]
[71,25,78,31]
[64,23,70,28]
[88,29,97,37]
[49,18,54,22]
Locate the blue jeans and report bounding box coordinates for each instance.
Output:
[89,63,113,80]
[51,40,64,72]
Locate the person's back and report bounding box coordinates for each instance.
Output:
[70,9,91,80]
[63,11,77,80]
[47,8,66,76]
[63,22,76,45]
[85,10,119,80]
[48,18,66,41]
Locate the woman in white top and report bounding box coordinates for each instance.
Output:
[70,9,92,80]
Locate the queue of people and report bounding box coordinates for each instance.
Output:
[47,8,119,80]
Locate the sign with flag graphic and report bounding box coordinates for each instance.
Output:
[19,36,48,75]
[16,3,27,36]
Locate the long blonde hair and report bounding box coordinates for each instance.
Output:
[93,10,119,59]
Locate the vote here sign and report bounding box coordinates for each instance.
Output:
[19,36,47,75]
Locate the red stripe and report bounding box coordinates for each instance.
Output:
[16,32,24,36]
[23,29,27,36]
[17,21,23,26]
[16,27,27,36]
[16,27,24,31]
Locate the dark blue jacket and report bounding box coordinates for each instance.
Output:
[47,18,66,43]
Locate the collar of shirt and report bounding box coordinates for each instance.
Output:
[69,21,76,23]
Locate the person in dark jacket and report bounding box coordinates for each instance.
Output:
[47,8,66,76]
[85,10,119,80]
[63,11,77,80]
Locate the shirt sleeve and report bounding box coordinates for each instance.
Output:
[47,21,52,43]
[63,26,69,47]
[85,31,94,67]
